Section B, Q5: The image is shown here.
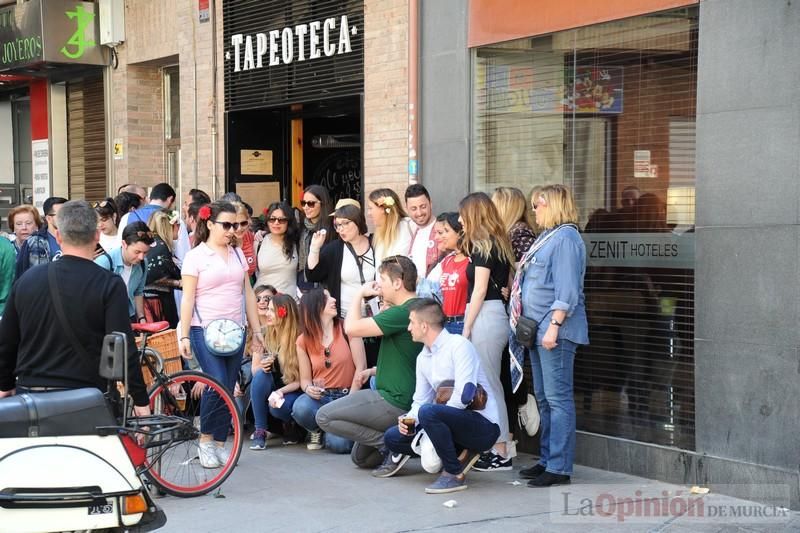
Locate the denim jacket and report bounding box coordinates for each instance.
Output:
[95,246,147,318]
[520,225,589,346]
[15,226,61,280]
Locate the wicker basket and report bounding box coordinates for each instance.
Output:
[138,328,183,388]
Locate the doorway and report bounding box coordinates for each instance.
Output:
[226,95,362,214]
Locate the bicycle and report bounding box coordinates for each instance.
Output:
[124,321,243,497]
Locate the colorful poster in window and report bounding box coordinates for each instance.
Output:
[483,62,623,115]
[564,67,623,114]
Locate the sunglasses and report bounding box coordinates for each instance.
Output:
[256,295,272,303]
[268,217,289,224]
[133,231,155,238]
[324,347,331,369]
[333,220,353,230]
[300,200,318,208]
[92,200,110,209]
[211,220,243,231]
[236,220,250,229]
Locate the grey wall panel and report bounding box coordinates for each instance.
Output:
[695,0,800,483]
[697,0,800,115]
[419,0,469,209]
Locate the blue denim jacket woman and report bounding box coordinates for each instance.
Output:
[519,184,588,487]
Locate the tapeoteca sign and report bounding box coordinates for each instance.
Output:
[229,15,356,72]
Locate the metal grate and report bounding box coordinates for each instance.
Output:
[472,7,699,450]
[223,0,364,112]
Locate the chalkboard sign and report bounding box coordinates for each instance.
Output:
[314,150,361,203]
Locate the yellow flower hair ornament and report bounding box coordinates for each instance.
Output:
[381,196,395,214]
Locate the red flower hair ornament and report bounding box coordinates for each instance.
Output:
[198,205,212,221]
[276,306,288,319]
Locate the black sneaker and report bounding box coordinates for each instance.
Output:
[371,451,410,478]
[519,463,546,479]
[472,451,512,472]
[527,471,571,487]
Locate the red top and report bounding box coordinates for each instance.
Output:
[240,231,257,276]
[439,254,469,317]
[296,323,355,389]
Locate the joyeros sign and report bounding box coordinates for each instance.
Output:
[229,15,357,72]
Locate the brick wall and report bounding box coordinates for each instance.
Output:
[363,0,410,198]
[109,0,225,197]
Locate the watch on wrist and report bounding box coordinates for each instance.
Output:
[550,318,563,327]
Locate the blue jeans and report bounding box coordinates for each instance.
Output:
[292,392,354,454]
[384,404,500,475]
[444,319,464,335]
[190,326,242,442]
[530,339,577,475]
[250,369,300,430]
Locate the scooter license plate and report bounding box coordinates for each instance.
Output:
[88,503,113,515]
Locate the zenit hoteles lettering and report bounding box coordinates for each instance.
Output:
[229,15,356,72]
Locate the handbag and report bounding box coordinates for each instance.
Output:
[194,250,246,357]
[435,379,488,411]
[514,315,541,349]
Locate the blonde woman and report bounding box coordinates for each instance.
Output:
[366,188,414,263]
[514,184,588,487]
[492,187,536,263]
[458,192,515,471]
[249,293,303,450]
[143,209,182,327]
[231,202,257,280]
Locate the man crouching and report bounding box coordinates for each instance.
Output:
[376,298,501,494]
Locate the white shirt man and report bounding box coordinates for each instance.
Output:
[405,184,438,278]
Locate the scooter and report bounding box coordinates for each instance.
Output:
[0,332,166,533]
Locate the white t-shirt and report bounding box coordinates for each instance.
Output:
[410,220,436,278]
[374,218,415,264]
[121,263,133,287]
[99,231,121,252]
[255,234,298,297]
[339,244,376,318]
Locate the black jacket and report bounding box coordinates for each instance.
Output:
[0,255,149,406]
[305,239,347,316]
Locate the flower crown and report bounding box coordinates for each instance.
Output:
[379,196,395,214]
[198,205,212,220]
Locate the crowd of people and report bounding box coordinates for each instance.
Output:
[0,179,590,495]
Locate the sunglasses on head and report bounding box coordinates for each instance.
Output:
[268,217,289,224]
[92,201,110,209]
[300,200,318,208]
[134,231,154,238]
[324,347,331,369]
[211,220,243,231]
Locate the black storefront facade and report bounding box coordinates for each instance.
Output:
[223,1,364,213]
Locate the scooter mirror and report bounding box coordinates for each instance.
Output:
[100,332,127,381]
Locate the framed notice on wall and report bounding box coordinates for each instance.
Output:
[237,182,281,215]
[241,149,273,175]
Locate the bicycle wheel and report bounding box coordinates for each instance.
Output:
[145,370,243,497]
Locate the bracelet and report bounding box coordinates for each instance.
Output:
[180,336,190,342]
[138,317,146,323]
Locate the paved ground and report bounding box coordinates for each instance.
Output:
[155,436,800,532]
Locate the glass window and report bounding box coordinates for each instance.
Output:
[164,66,180,141]
[472,7,698,449]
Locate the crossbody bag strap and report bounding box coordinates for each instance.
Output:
[47,264,95,366]
[345,242,367,285]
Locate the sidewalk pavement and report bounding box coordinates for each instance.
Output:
[157,437,800,532]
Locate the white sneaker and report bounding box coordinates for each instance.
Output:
[215,445,231,465]
[518,393,540,436]
[199,441,221,469]
[307,430,323,450]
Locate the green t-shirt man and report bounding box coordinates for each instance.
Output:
[373,298,423,410]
